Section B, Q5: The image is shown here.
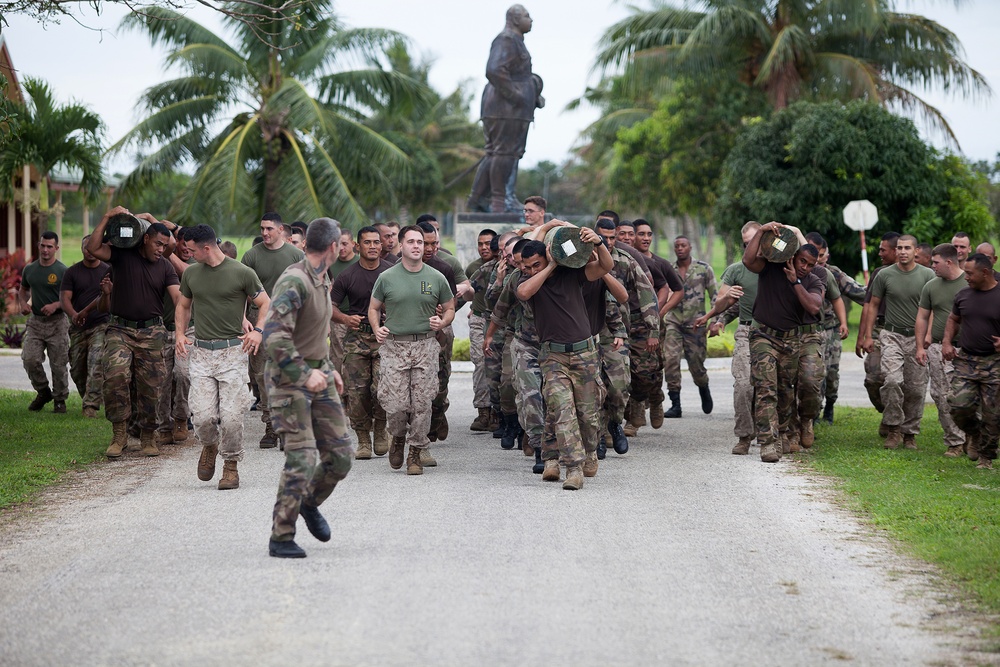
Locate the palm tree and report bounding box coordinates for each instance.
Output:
[110,0,428,230]
[0,77,104,219]
[594,0,990,143]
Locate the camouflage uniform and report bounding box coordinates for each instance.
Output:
[328,322,349,375]
[430,324,455,438]
[822,264,865,405]
[378,337,440,449]
[482,261,508,414]
[342,326,385,431]
[468,258,496,410]
[189,344,250,461]
[731,323,754,439]
[103,322,168,432]
[750,329,800,455]
[614,248,661,408]
[493,269,544,447]
[69,322,106,410]
[540,343,603,465]
[927,343,965,450]
[879,330,928,436]
[22,314,71,402]
[787,326,825,437]
[949,352,1000,462]
[599,290,630,425]
[265,258,352,543]
[663,259,716,392]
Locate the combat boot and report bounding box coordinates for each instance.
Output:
[470,407,492,432]
[154,429,174,448]
[53,400,66,414]
[597,435,607,460]
[699,385,714,414]
[542,459,560,482]
[649,402,664,429]
[760,442,781,463]
[218,460,239,490]
[609,421,629,455]
[259,420,278,449]
[406,446,423,475]
[269,539,306,558]
[532,447,544,474]
[420,448,437,467]
[299,504,331,542]
[732,437,752,456]
[197,444,218,481]
[354,430,373,460]
[82,406,99,419]
[822,401,835,424]
[623,422,638,438]
[883,429,903,450]
[903,434,917,450]
[488,408,501,434]
[140,430,161,457]
[28,387,52,412]
[563,466,584,490]
[435,414,449,442]
[172,419,190,444]
[977,457,993,470]
[582,452,598,478]
[800,421,814,449]
[372,421,389,456]
[389,436,405,470]
[966,433,980,461]
[521,432,533,456]
[664,390,682,418]
[944,444,963,458]
[105,422,129,459]
[500,414,518,449]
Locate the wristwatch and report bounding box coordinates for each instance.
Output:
[253,327,263,334]
[795,279,802,285]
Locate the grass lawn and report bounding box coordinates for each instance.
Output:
[811,405,1000,621]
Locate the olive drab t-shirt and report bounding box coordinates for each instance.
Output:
[180,258,263,340]
[952,285,1000,355]
[108,246,179,321]
[522,266,594,345]
[21,260,68,315]
[241,242,305,296]
[870,263,935,329]
[720,261,759,324]
[752,261,825,332]
[61,261,111,328]
[919,274,967,343]
[330,259,393,317]
[371,263,453,335]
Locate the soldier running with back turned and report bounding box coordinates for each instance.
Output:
[60,234,110,418]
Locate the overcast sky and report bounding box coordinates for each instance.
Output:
[3,0,999,175]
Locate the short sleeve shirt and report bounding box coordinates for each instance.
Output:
[61,261,110,328]
[919,275,966,343]
[752,261,824,332]
[108,247,179,321]
[180,258,263,340]
[241,242,304,296]
[720,261,759,324]
[522,266,593,344]
[21,260,67,315]
[952,285,1000,355]
[871,264,935,329]
[371,263,453,335]
[330,259,392,317]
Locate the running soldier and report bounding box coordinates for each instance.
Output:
[265,218,353,558]
[328,227,359,375]
[19,231,69,413]
[467,228,498,431]
[60,235,110,417]
[155,225,196,448]
[951,232,972,267]
[857,231,900,413]
[376,221,401,263]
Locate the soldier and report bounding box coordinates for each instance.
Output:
[265,218,354,558]
[975,242,1000,279]
[241,212,305,449]
[174,225,268,489]
[19,231,69,413]
[471,233,503,432]
[155,227,196,449]
[951,232,971,267]
[857,231,900,413]
[330,226,393,460]
[483,232,520,436]
[915,243,933,268]
[915,243,968,457]
[483,235,524,448]
[467,228,498,431]
[662,235,717,417]
[522,195,547,229]
[328,227,359,375]
[59,234,110,417]
[942,253,1000,469]
[86,208,180,458]
[743,222,824,463]
[861,234,935,449]
[369,225,455,476]
[516,227,612,489]
[376,221,401,263]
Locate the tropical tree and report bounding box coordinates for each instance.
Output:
[0,76,104,219]
[110,0,428,232]
[594,0,990,144]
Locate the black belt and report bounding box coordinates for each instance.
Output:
[110,315,163,329]
[194,338,242,350]
[752,323,798,340]
[543,338,594,353]
[883,324,915,337]
[387,332,435,341]
[739,320,752,326]
[357,321,374,334]
[165,323,176,332]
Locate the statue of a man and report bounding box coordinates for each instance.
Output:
[467,4,544,213]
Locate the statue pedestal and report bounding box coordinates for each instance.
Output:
[454,212,525,268]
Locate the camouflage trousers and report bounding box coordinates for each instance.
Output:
[189,344,250,461]
[249,343,273,425]
[267,358,353,542]
[499,331,516,415]
[663,321,709,392]
[879,330,927,435]
[731,324,754,439]
[750,330,800,450]
[788,329,825,435]
[864,328,885,412]
[342,328,385,431]
[377,336,439,449]
[510,337,545,447]
[469,313,491,409]
[431,325,454,436]
[948,352,1000,461]
[156,328,192,431]
[927,343,965,450]
[599,332,630,424]
[486,334,505,411]
[630,337,664,407]
[69,323,106,410]
[103,324,167,431]
[22,313,70,401]
[328,322,348,375]
[539,342,603,466]
[821,327,842,404]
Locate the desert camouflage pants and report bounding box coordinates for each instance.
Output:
[431,325,454,436]
[499,331,516,415]
[821,327,842,404]
[540,343,603,466]
[927,343,965,450]
[630,336,664,408]
[510,337,544,447]
[788,330,825,435]
[750,330,799,450]
[469,313,490,409]
[156,328,192,431]
[864,328,885,412]
[377,337,439,449]
[948,352,1000,461]
[22,313,70,401]
[342,328,384,431]
[663,321,709,392]
[103,324,167,431]
[69,323,105,410]
[879,330,927,436]
[268,359,353,542]
[599,332,630,424]
[731,324,754,439]
[328,322,348,375]
[189,344,249,461]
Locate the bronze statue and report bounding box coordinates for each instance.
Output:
[467,5,545,213]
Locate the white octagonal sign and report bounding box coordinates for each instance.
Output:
[843,199,878,231]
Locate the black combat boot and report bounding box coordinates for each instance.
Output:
[532,447,544,474]
[608,420,629,454]
[597,434,607,460]
[822,401,835,424]
[699,385,714,414]
[664,390,682,418]
[501,416,523,450]
[493,410,506,439]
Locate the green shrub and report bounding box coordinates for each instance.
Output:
[452,337,471,361]
[707,332,735,358]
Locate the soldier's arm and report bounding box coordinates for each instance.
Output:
[583,232,613,282]
[742,224,770,274]
[263,277,313,388]
[635,266,660,338]
[915,307,932,365]
[87,207,127,262]
[59,289,79,322]
[605,292,627,340]
[838,270,866,305]
[704,264,718,308]
[431,297,456,330]
[942,311,961,361]
[602,273,628,304]
[833,297,849,339]
[174,294,194,357]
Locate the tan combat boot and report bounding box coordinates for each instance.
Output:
[419,448,437,467]
[732,437,752,456]
[966,433,980,461]
[903,434,917,450]
[388,436,405,470]
[883,430,903,450]
[218,460,239,490]
[488,408,501,433]
[470,407,491,432]
[542,459,560,482]
[105,422,129,459]
[154,430,173,448]
[198,444,219,481]
[760,442,780,463]
[140,430,161,457]
[649,402,664,429]
[582,452,598,478]
[372,420,389,456]
[944,445,963,457]
[563,466,584,490]
[406,446,423,476]
[172,419,190,444]
[800,421,814,448]
[355,430,373,460]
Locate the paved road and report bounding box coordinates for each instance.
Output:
[0,354,983,665]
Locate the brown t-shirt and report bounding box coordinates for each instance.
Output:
[648,252,683,292]
[61,261,111,329]
[108,247,179,321]
[953,285,1000,355]
[752,261,825,332]
[523,266,593,344]
[425,255,458,297]
[616,243,650,276]
[331,259,393,317]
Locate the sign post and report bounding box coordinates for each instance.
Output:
[842,200,879,283]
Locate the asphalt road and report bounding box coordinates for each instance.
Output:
[0,353,987,666]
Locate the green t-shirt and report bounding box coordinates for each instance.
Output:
[719,261,758,324]
[919,274,967,343]
[437,251,469,284]
[871,263,935,330]
[371,263,453,335]
[22,260,67,315]
[466,257,486,313]
[163,257,197,327]
[241,242,304,296]
[180,258,263,340]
